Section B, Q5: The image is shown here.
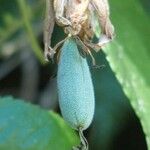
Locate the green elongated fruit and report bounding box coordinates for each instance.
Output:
[57,38,95,131]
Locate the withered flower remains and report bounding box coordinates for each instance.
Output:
[44,0,115,64]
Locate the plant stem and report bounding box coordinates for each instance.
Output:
[17,0,45,64]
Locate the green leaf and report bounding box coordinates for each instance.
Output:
[89,52,134,150]
[96,0,150,148]
[0,96,79,150]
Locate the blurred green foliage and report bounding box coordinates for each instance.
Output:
[102,0,150,148]
[0,97,79,150]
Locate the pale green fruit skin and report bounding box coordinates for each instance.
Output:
[57,38,95,130]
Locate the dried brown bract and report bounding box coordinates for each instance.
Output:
[44,0,115,63]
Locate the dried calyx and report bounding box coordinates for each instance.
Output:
[44,0,115,65]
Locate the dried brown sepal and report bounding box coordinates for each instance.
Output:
[91,0,114,39]
[44,0,55,61]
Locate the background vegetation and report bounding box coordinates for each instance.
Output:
[0,0,150,149]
